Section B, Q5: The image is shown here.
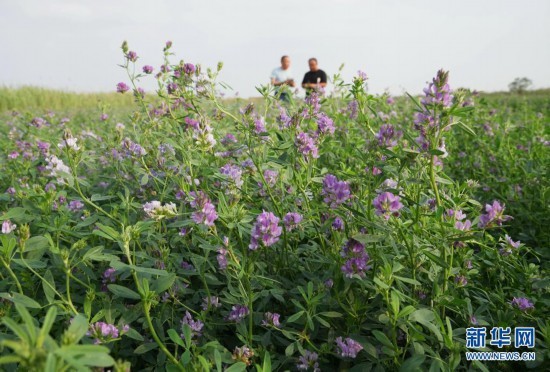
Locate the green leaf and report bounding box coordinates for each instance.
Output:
[409,309,436,325]
[287,311,304,323]
[318,311,343,318]
[225,362,247,372]
[400,354,426,372]
[167,328,185,347]
[0,207,27,221]
[42,270,56,304]
[0,292,42,308]
[422,250,448,268]
[351,233,384,244]
[372,330,393,348]
[24,236,50,252]
[134,343,158,354]
[151,273,176,294]
[37,306,57,347]
[262,351,272,372]
[107,284,141,300]
[67,314,89,342]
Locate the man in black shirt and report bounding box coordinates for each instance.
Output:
[301,58,327,95]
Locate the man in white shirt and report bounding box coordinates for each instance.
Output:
[270,55,295,102]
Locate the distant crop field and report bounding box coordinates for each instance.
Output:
[0,42,548,371]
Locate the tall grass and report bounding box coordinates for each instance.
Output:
[0,86,135,113]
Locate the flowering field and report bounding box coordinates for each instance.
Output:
[0,42,549,371]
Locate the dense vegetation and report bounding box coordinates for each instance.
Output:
[0,42,548,371]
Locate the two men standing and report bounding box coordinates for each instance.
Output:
[270,56,327,101]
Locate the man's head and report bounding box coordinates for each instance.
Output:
[308,58,318,72]
[281,55,290,70]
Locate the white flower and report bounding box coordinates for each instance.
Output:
[45,155,71,184]
[2,220,17,234]
[58,136,80,151]
[143,201,177,220]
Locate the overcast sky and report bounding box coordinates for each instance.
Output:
[1,0,549,98]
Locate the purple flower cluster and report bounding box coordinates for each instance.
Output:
[478,200,512,228]
[316,112,335,135]
[283,212,303,231]
[226,304,249,322]
[87,322,125,344]
[116,82,130,94]
[373,192,403,219]
[454,275,468,286]
[220,163,244,188]
[120,137,147,157]
[189,191,218,227]
[321,174,351,209]
[296,132,319,160]
[340,239,371,278]
[232,345,254,366]
[335,337,363,358]
[261,312,281,327]
[332,217,344,231]
[249,211,282,250]
[217,248,228,270]
[68,200,84,212]
[202,296,221,311]
[375,124,401,149]
[500,235,521,256]
[101,267,116,291]
[297,350,320,371]
[180,311,204,339]
[421,69,453,108]
[509,297,534,311]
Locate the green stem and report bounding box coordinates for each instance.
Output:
[1,257,23,294]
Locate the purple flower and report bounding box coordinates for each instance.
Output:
[101,267,116,291]
[189,192,218,227]
[347,100,358,119]
[126,51,138,62]
[454,275,468,286]
[184,63,196,75]
[332,217,344,231]
[45,183,56,192]
[181,311,204,339]
[100,113,109,121]
[262,312,281,327]
[509,297,534,311]
[202,296,221,311]
[232,346,254,366]
[335,337,363,358]
[325,279,334,288]
[226,304,249,322]
[297,350,320,371]
[469,316,478,325]
[421,69,453,108]
[341,239,371,278]
[249,211,282,250]
[167,82,178,94]
[296,132,319,160]
[283,212,302,231]
[376,124,401,149]
[356,70,368,81]
[253,116,266,134]
[217,248,228,270]
[184,117,200,130]
[500,234,520,256]
[180,261,194,271]
[316,112,335,135]
[87,322,120,344]
[116,82,130,93]
[373,192,403,219]
[220,163,243,188]
[478,200,512,228]
[322,174,351,209]
[142,65,153,74]
[68,200,84,212]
